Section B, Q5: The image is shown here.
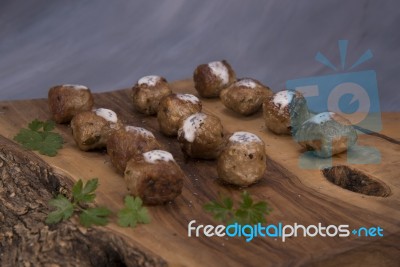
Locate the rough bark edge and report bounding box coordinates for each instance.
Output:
[0,135,167,267]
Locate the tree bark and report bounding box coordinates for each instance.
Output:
[0,135,166,267]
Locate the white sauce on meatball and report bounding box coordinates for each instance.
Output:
[306,112,335,124]
[125,125,155,138]
[273,90,295,113]
[64,84,88,90]
[95,108,118,123]
[138,75,161,86]
[176,94,200,104]
[229,131,262,143]
[208,61,229,85]
[182,113,207,142]
[235,79,257,89]
[143,150,174,164]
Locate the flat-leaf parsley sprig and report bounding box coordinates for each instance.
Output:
[46,178,111,227]
[117,196,151,228]
[13,119,63,156]
[203,191,272,225]
[46,178,151,228]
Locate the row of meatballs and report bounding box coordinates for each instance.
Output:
[191,60,357,158]
[131,76,268,187]
[48,84,185,205]
[47,59,358,204]
[47,82,267,206]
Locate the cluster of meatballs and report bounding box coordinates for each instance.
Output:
[193,60,273,116]
[261,89,357,157]
[131,72,267,187]
[192,59,357,158]
[48,58,358,205]
[48,83,185,205]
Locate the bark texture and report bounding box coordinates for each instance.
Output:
[0,135,166,267]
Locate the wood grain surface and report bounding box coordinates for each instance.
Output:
[0,80,399,267]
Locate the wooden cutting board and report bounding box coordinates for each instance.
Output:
[0,80,399,267]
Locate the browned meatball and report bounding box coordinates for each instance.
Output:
[71,108,123,151]
[217,132,266,186]
[157,93,202,136]
[48,84,94,123]
[193,60,236,98]
[124,150,185,205]
[132,75,172,115]
[295,112,357,157]
[107,126,161,174]
[262,90,310,135]
[177,112,225,159]
[220,78,273,116]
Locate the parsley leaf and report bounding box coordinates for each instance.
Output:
[14,119,63,156]
[39,132,63,156]
[203,191,272,225]
[203,196,234,223]
[79,207,111,227]
[72,178,98,203]
[117,196,151,228]
[46,178,111,228]
[45,195,74,224]
[43,120,56,132]
[47,180,152,229]
[28,119,44,131]
[14,129,43,150]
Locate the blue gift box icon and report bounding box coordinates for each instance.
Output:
[286,40,381,168]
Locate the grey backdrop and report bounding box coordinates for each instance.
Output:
[0,0,399,111]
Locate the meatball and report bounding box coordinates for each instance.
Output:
[157,93,202,136]
[124,150,185,205]
[48,84,94,123]
[217,132,266,186]
[71,108,123,151]
[177,112,225,159]
[193,60,236,98]
[107,126,161,174]
[295,112,357,158]
[132,75,172,115]
[220,78,273,116]
[262,90,310,135]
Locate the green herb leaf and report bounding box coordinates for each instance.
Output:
[14,129,43,150]
[46,195,74,224]
[28,119,44,131]
[46,178,117,228]
[79,207,111,227]
[72,180,83,200]
[39,132,63,156]
[46,180,154,229]
[203,196,234,223]
[72,178,98,203]
[204,191,272,225]
[43,120,56,132]
[117,196,150,228]
[240,191,253,209]
[14,119,63,156]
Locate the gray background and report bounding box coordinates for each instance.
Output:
[0,0,399,111]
